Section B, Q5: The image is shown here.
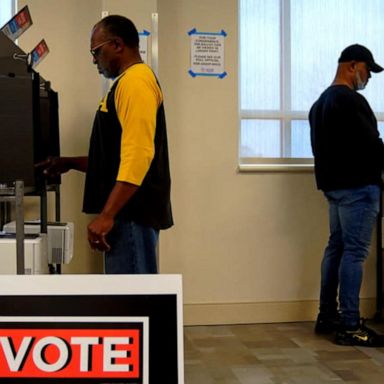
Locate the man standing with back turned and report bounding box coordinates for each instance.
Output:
[309,44,384,346]
[41,15,173,274]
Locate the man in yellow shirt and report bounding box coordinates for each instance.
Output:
[40,15,173,273]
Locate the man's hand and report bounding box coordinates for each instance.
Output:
[87,213,113,252]
[35,156,88,177]
[87,181,139,252]
[35,156,72,177]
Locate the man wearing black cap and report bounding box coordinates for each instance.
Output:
[309,44,384,346]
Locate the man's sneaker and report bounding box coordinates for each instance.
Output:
[315,313,340,334]
[335,321,384,347]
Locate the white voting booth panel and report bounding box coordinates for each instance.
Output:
[0,274,184,384]
[3,221,74,264]
[0,236,48,274]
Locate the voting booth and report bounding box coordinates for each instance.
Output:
[0,6,65,275]
[0,6,60,189]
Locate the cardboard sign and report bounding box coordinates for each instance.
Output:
[1,5,32,41]
[0,275,183,383]
[0,318,147,380]
[31,39,49,67]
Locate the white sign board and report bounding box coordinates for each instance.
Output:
[139,30,150,64]
[189,28,227,78]
[0,274,183,384]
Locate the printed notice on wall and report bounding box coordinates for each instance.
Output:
[139,30,150,64]
[188,28,227,78]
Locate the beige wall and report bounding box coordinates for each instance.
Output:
[16,0,377,324]
[157,0,376,324]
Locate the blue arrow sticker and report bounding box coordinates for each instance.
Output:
[139,30,151,36]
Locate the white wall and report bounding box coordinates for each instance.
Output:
[16,0,378,324]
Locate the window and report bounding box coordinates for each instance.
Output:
[0,0,15,28]
[239,0,384,171]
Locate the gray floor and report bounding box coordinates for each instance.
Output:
[184,320,384,383]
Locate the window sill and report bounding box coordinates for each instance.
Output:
[238,163,314,173]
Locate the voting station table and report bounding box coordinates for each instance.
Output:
[0,274,184,384]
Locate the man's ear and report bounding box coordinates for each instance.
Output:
[113,37,124,52]
[347,61,357,73]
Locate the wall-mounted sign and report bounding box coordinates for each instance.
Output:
[139,30,151,64]
[188,28,227,79]
[0,274,184,383]
[1,5,33,41]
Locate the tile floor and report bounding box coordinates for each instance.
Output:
[184,320,384,383]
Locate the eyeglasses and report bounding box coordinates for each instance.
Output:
[90,39,113,57]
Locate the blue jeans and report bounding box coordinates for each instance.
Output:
[320,185,380,328]
[105,218,159,274]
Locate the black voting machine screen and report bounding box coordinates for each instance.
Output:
[0,32,60,189]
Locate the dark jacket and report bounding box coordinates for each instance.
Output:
[309,85,384,191]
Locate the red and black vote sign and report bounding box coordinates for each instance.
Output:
[0,292,180,383]
[0,320,145,381]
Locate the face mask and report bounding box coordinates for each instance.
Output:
[355,70,366,90]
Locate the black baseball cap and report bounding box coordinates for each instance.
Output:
[338,44,383,73]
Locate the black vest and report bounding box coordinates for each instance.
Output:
[83,75,173,230]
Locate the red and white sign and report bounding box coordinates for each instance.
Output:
[31,39,49,67]
[1,5,33,41]
[0,316,148,382]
